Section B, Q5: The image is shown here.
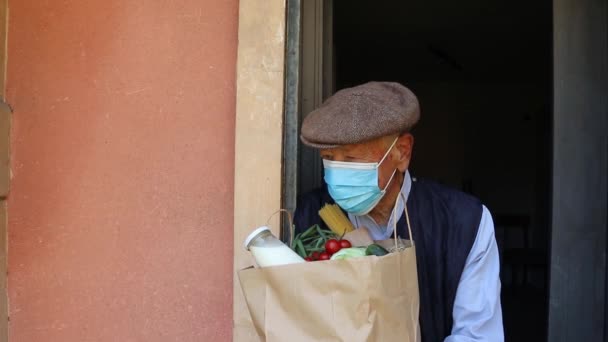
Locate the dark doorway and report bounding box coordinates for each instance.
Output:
[296,1,553,341]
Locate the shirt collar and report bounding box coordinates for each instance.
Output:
[348,170,412,240]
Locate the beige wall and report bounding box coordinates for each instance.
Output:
[6,1,238,341]
[232,0,286,340]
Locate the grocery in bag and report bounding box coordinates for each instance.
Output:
[238,197,420,342]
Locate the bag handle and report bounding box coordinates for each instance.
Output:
[266,197,411,252]
[391,193,414,251]
[266,209,295,247]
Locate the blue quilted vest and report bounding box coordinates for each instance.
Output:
[294,178,482,342]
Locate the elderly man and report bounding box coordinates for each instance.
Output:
[294,82,503,342]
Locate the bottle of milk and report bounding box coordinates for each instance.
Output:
[244,226,305,268]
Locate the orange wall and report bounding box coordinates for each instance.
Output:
[5,1,237,341]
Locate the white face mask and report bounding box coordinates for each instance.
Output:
[323,137,398,216]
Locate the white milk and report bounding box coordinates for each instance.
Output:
[250,244,305,268]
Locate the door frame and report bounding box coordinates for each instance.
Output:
[232,0,287,340]
[549,0,607,340]
[6,0,600,340]
[280,0,608,340]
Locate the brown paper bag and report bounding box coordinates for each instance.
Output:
[238,239,419,342]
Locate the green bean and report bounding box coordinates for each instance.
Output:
[291,232,303,248]
[291,224,340,257]
[296,239,307,258]
[304,242,322,252]
[321,229,337,238]
[300,225,318,239]
[301,235,318,244]
[316,225,327,240]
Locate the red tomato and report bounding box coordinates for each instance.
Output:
[319,252,330,260]
[325,239,341,255]
[339,239,352,249]
[311,251,321,260]
[304,257,312,262]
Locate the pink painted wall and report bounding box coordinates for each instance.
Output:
[5,1,237,341]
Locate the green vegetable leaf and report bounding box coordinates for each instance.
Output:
[329,247,367,260]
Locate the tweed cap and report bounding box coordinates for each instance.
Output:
[300,82,420,149]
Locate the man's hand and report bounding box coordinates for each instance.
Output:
[343,227,374,246]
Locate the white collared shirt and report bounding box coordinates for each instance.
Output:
[348,172,504,341]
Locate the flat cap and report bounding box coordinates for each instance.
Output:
[300,82,420,149]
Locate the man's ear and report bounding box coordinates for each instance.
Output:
[393,133,414,172]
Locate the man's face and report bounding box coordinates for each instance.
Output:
[319,134,414,189]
